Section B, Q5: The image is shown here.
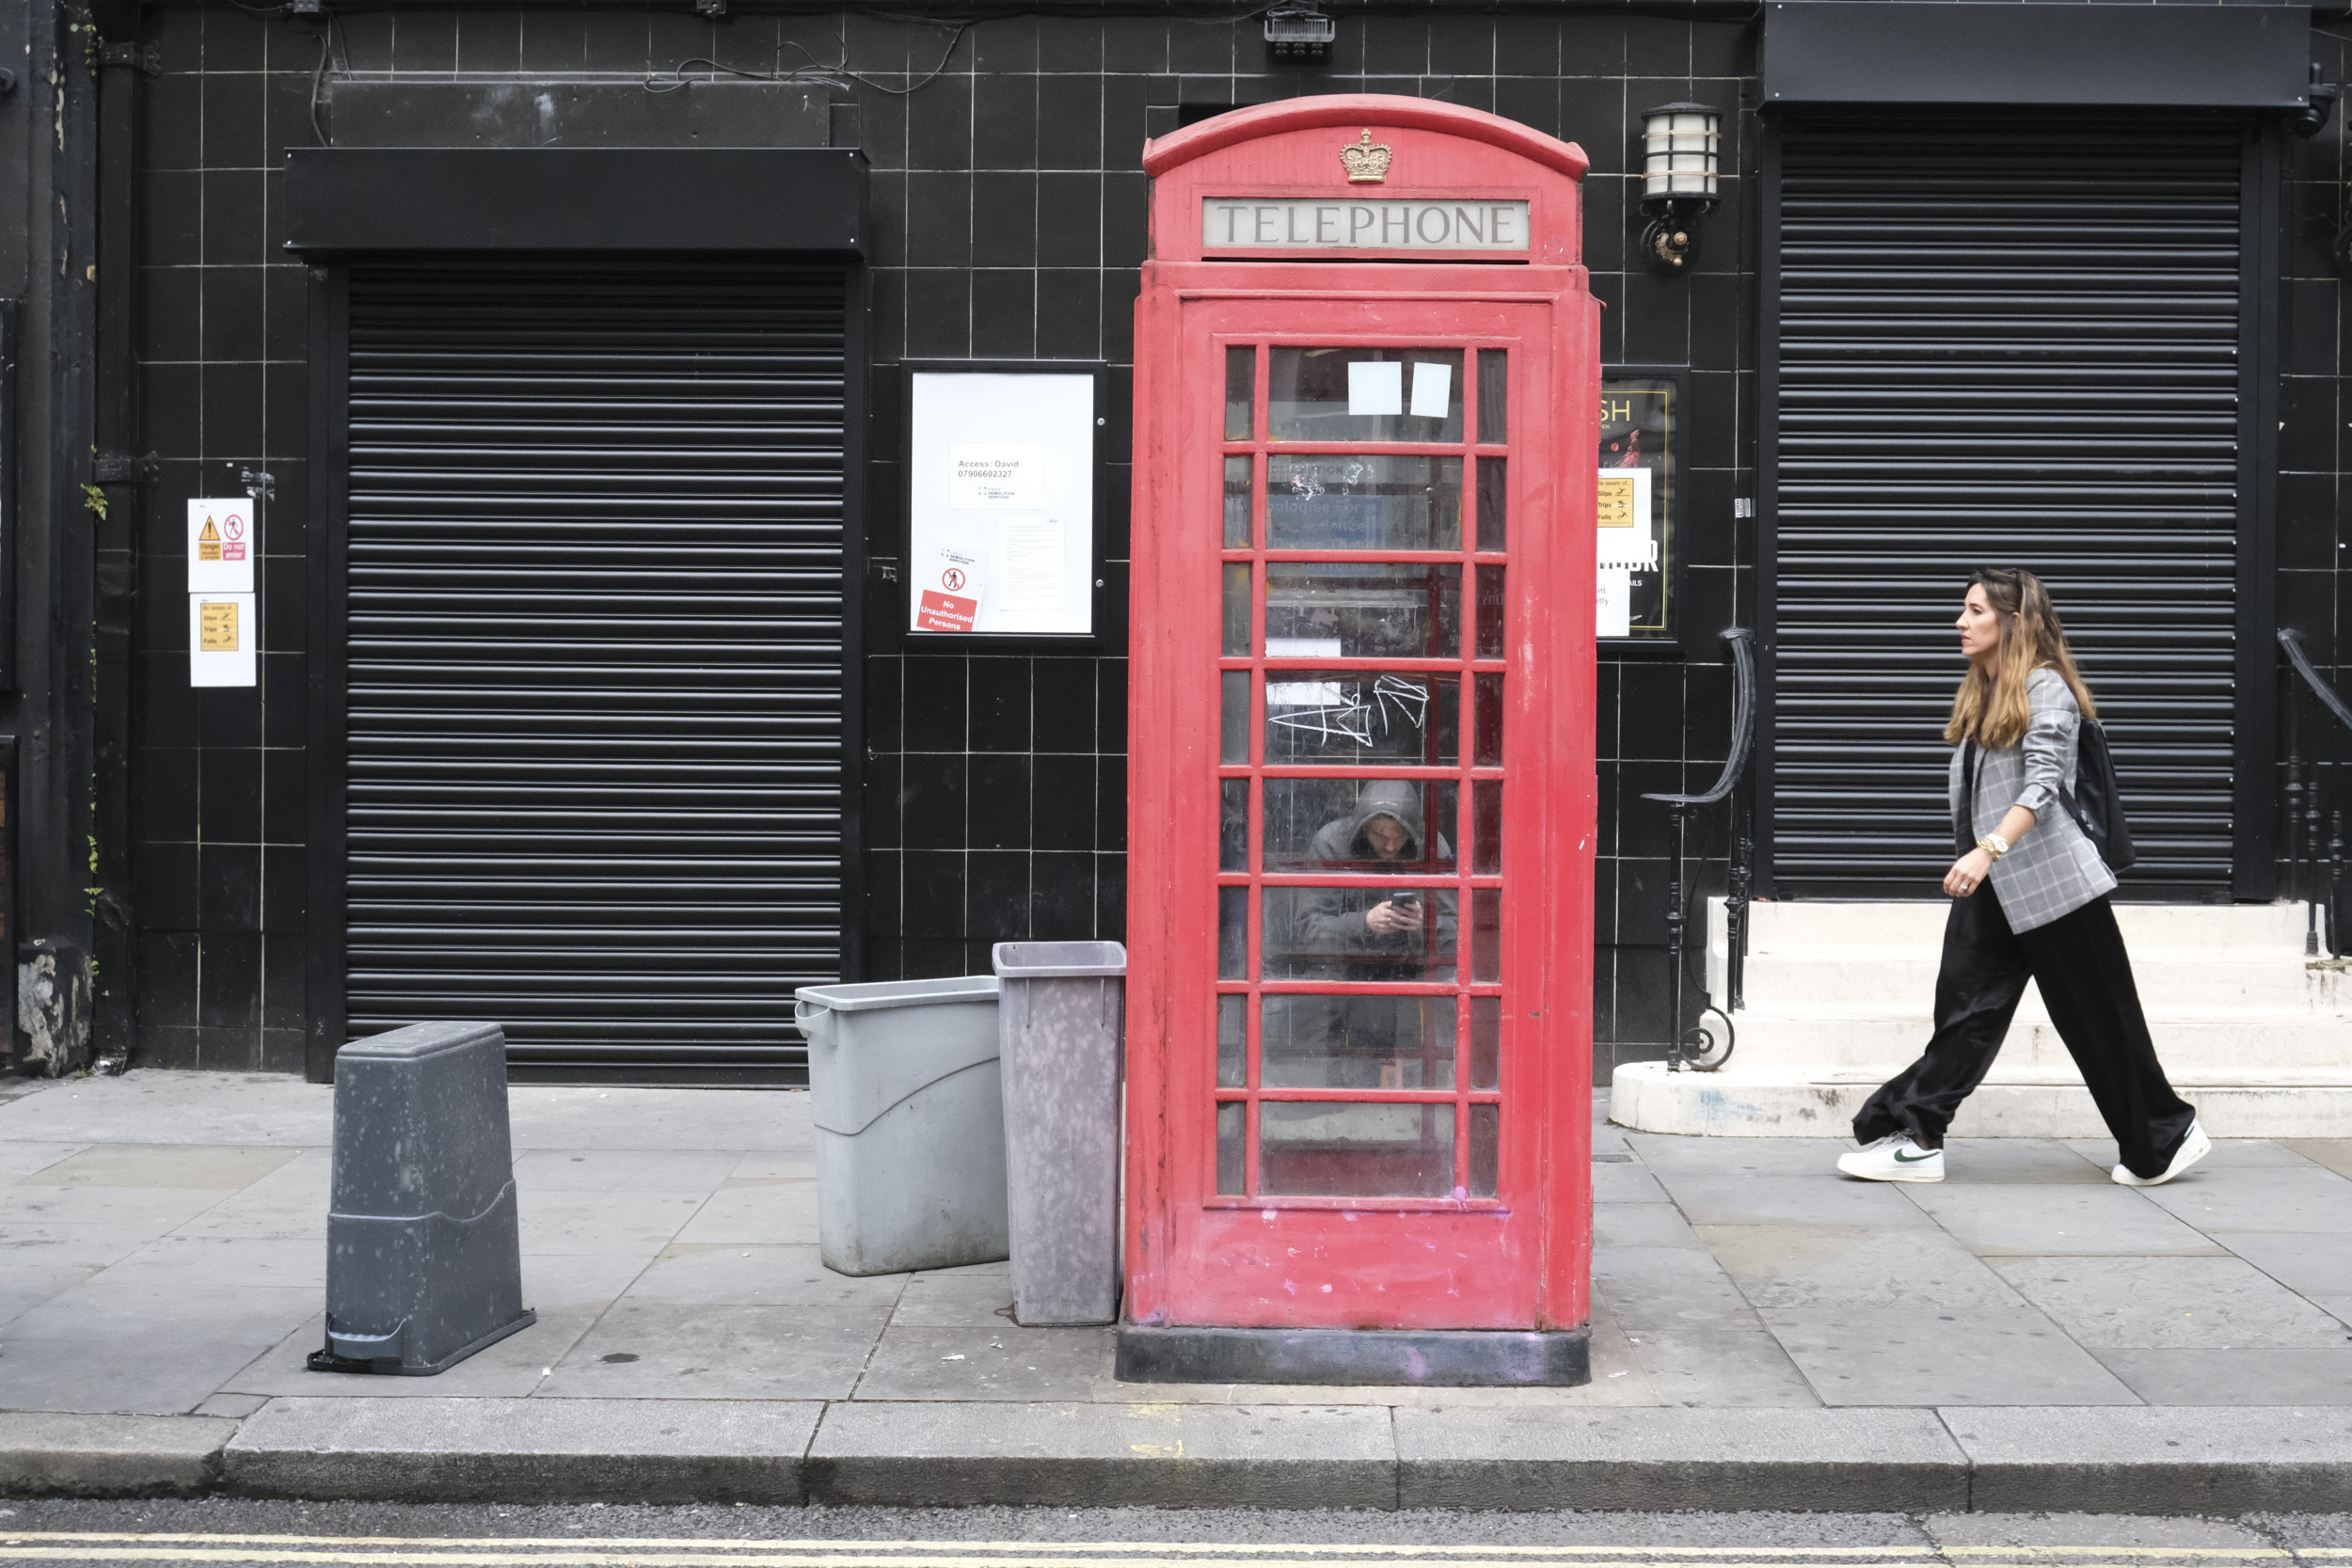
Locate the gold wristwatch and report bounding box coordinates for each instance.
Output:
[1977,833,2010,861]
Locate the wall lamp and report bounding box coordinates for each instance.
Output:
[1639,102,1721,278]
[1263,6,1335,63]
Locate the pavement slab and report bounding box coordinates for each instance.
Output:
[1991,1255,2352,1347]
[1697,1223,2028,1312]
[1903,1182,2229,1257]
[2207,1229,2352,1295]
[852,1323,1117,1402]
[221,1396,821,1503]
[1759,1303,2142,1406]
[619,1244,905,1309]
[2137,1167,2352,1233]
[544,1302,888,1402]
[1394,1405,1968,1511]
[805,1401,1397,1508]
[2087,1347,2352,1404]
[1946,1404,2352,1513]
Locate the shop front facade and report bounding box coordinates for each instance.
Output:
[0,0,2343,1084]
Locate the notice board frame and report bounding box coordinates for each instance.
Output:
[1597,363,1688,657]
[898,358,1111,652]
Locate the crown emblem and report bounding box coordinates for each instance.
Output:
[1339,130,1391,183]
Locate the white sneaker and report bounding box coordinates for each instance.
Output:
[1836,1134,1945,1182]
[2112,1119,2211,1187]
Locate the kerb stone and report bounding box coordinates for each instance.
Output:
[221,1396,819,1504]
[1948,1405,2352,1514]
[1395,1406,1969,1511]
[0,1412,235,1497]
[807,1401,1397,1508]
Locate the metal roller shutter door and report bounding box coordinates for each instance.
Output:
[1765,119,2244,897]
[342,261,846,1082]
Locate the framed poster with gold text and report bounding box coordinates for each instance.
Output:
[1598,365,1685,654]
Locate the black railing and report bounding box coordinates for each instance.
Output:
[1640,626,1756,1072]
[2278,627,2348,957]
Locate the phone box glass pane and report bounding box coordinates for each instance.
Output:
[1469,1102,1500,1197]
[1259,1102,1455,1198]
[1223,562,1253,656]
[1265,562,1460,660]
[1223,455,1253,546]
[1477,349,1507,444]
[1219,778,1249,872]
[1261,884,1456,982]
[1267,455,1461,551]
[1261,991,1455,1089]
[1226,346,1255,441]
[1216,1101,1246,1194]
[1217,886,1248,979]
[1220,671,1250,764]
[1262,777,1455,871]
[1217,993,1247,1087]
[1268,348,1464,443]
[1264,672,1457,767]
[1475,457,1506,552]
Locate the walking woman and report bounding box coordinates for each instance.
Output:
[1836,567,2209,1187]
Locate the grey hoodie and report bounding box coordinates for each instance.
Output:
[1288,781,1459,973]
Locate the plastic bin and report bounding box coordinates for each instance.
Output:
[992,941,1127,1325]
[310,1021,536,1375]
[793,975,1008,1276]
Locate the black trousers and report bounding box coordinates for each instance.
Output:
[1851,890,2197,1180]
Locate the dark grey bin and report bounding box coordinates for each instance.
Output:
[310,1021,536,1375]
[992,941,1127,1325]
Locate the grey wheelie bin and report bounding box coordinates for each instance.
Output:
[792,975,1009,1276]
[992,941,1127,1325]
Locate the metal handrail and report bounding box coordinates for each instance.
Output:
[1644,627,1756,808]
[2278,628,2349,956]
[2280,628,2352,733]
[1638,627,1756,1070]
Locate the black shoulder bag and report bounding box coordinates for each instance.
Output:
[1963,721,2136,873]
[2062,720,2136,873]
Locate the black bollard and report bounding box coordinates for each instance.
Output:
[309,1021,536,1375]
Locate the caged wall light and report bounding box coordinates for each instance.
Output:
[1638,102,1721,278]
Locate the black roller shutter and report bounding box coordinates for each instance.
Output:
[1764,118,2249,898]
[340,261,847,1082]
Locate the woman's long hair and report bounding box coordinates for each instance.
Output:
[1945,567,2098,750]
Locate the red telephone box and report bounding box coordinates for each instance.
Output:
[1120,97,1599,1386]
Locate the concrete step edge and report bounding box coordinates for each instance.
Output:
[13,1400,2352,1513]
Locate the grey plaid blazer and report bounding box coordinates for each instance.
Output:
[1948,667,2117,932]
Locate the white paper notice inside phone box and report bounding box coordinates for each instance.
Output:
[187,499,256,594]
[909,372,1094,637]
[190,593,258,688]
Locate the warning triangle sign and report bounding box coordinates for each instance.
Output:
[197,515,222,561]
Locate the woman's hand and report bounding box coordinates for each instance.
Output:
[1944,847,1994,898]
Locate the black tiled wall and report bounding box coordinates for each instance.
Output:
[128,1,1760,1076]
[2283,25,2352,865]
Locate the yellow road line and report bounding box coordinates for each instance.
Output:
[0,1554,1978,1568]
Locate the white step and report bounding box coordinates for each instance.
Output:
[1724,1002,2352,1073]
[1626,898,2352,1138]
[1740,950,2344,1010]
[1611,1059,2352,1140]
